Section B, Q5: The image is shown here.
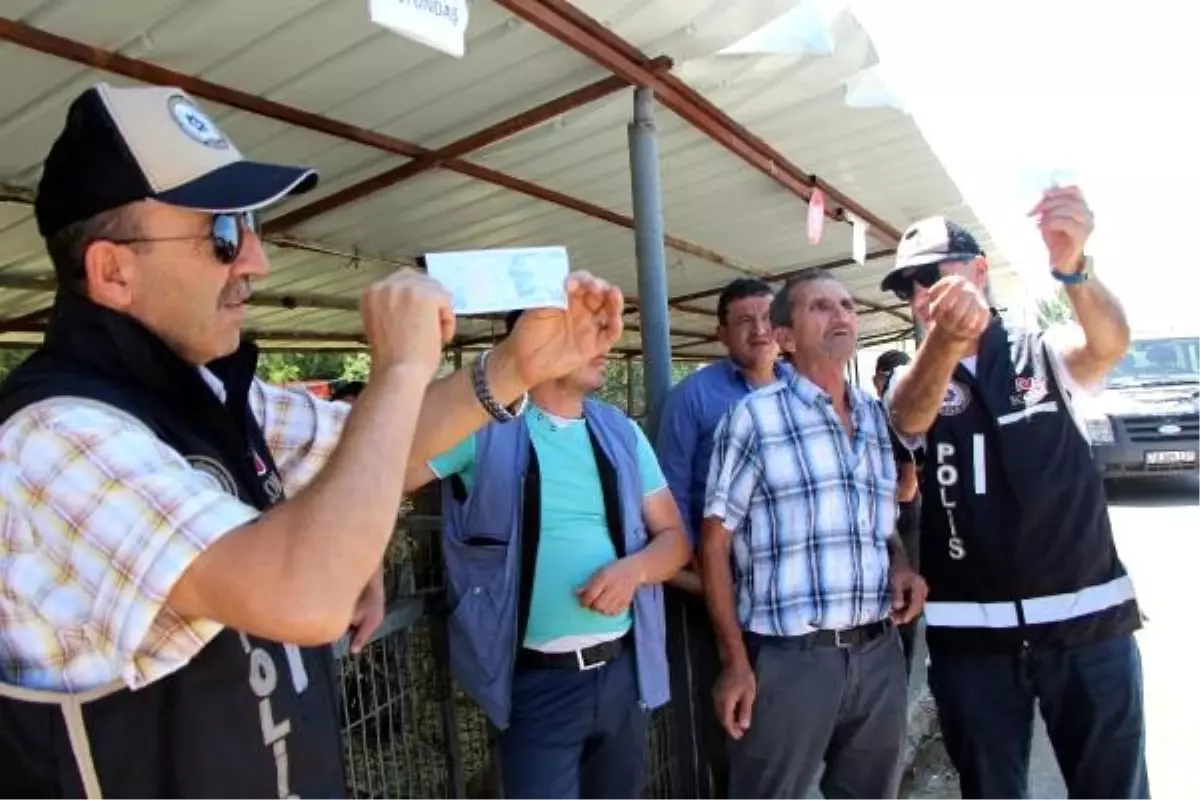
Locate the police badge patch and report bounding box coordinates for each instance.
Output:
[167,94,230,149]
[187,454,241,497]
[939,380,971,416]
[1013,375,1049,407]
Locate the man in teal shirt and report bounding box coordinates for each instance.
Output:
[407,312,690,798]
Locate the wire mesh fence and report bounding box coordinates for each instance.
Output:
[332,490,690,799]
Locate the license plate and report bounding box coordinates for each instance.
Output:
[1145,450,1198,465]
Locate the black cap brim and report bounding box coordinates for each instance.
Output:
[156,159,318,215]
[880,251,980,293]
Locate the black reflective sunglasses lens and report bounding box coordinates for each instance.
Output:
[895,263,942,301]
[913,262,942,289]
[211,213,254,264]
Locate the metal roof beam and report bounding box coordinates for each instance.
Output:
[452,320,711,349]
[0,19,765,279]
[491,0,902,245]
[0,273,359,313]
[0,303,53,333]
[669,251,895,305]
[0,321,366,345]
[1,192,908,327]
[0,19,424,157]
[665,250,911,325]
[265,57,672,233]
[672,320,914,354]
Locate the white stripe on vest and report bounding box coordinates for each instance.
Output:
[924,575,1136,628]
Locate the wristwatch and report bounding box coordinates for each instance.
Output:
[1051,254,1092,285]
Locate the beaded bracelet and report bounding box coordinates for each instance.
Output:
[472,348,529,423]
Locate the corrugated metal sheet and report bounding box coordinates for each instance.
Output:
[0,0,1022,357]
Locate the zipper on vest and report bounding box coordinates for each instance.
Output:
[1012,566,1030,644]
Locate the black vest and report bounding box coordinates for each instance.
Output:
[0,292,344,798]
[919,319,1141,654]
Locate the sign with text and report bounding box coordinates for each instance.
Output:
[425,246,570,316]
[369,0,469,58]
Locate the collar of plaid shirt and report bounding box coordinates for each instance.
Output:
[784,369,870,416]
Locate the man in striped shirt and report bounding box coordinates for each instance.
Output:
[701,270,927,799]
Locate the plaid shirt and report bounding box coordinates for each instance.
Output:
[704,373,897,636]
[0,375,348,692]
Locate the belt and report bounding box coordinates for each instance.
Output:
[516,633,629,671]
[807,619,891,648]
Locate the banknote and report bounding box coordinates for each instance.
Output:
[424,246,569,315]
[1019,165,1079,207]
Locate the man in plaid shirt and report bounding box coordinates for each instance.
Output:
[701,270,927,799]
[0,82,623,797]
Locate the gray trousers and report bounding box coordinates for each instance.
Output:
[728,624,908,799]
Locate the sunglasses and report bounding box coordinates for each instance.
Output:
[893,253,983,301]
[109,211,258,265]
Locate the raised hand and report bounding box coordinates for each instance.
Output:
[499,271,624,387]
[1029,185,1094,273]
[922,275,990,344]
[360,268,455,381]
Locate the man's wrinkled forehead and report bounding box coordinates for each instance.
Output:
[793,275,849,305]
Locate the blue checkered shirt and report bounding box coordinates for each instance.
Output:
[703,373,898,636]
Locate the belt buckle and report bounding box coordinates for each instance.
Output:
[833,628,852,649]
[575,649,606,671]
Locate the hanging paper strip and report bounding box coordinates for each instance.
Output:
[807,188,825,245]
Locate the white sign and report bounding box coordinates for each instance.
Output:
[425,246,570,316]
[369,0,469,58]
[846,211,869,265]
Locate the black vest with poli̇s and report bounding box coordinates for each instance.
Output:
[919,319,1141,654]
[0,292,344,798]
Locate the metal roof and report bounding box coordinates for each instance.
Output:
[0,0,1023,357]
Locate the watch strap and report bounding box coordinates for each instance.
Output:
[1051,254,1092,284]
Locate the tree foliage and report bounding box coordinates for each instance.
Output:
[1035,285,1073,330]
[0,345,707,416]
[252,348,705,416]
[254,351,369,385]
[593,357,705,419]
[0,349,32,380]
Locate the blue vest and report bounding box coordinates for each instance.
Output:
[439,399,669,729]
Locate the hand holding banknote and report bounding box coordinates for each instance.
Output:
[424,247,624,387]
[499,271,624,387]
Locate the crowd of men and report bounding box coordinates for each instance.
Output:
[0,81,1148,800]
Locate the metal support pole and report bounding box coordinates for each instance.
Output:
[628,87,672,438]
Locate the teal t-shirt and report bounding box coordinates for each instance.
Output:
[430,405,667,648]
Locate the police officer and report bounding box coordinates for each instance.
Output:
[880,187,1148,799]
[0,82,622,798]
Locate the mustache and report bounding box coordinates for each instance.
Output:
[219,278,252,306]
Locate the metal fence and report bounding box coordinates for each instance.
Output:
[331,487,691,799]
